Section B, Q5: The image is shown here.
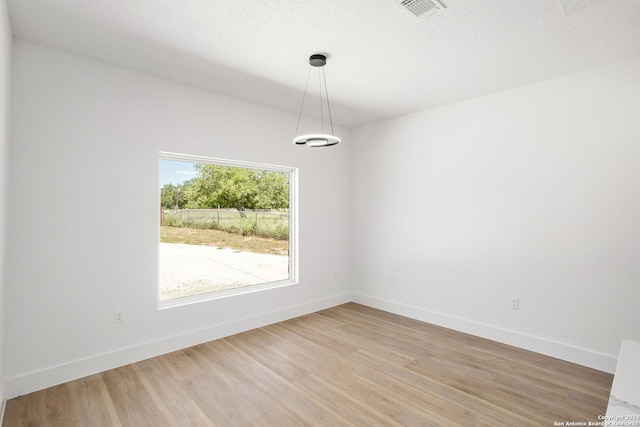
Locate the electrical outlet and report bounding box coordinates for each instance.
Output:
[389,277,396,286]
[510,297,519,310]
[114,308,124,323]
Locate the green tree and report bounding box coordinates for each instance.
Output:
[160,182,190,209]
[255,170,289,209]
[184,164,289,211]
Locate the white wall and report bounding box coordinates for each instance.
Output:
[351,56,640,373]
[0,0,11,408]
[5,39,351,397]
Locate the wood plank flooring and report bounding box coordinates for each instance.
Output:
[3,303,613,426]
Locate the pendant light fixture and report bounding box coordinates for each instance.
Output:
[293,54,341,147]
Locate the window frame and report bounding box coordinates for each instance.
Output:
[158,151,298,309]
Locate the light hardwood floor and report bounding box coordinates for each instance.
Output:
[3,303,613,426]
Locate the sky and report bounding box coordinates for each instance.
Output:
[160,159,199,188]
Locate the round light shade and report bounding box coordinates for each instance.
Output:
[293,134,341,147]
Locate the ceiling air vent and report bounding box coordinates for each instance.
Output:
[393,0,446,19]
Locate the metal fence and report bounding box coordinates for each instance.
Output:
[161,208,289,239]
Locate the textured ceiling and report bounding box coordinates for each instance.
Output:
[7,0,640,127]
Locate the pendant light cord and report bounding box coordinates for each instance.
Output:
[322,66,336,136]
[294,66,312,138]
[319,66,324,134]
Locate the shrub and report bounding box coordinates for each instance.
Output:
[161,209,288,240]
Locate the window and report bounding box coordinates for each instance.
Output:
[158,152,297,307]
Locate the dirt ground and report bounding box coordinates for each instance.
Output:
[160,226,288,255]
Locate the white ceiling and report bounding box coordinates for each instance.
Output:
[7,0,640,128]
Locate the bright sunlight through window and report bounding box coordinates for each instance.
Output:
[158,153,297,307]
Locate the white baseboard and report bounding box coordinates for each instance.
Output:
[4,290,617,400]
[0,379,5,426]
[352,292,617,374]
[4,292,352,399]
